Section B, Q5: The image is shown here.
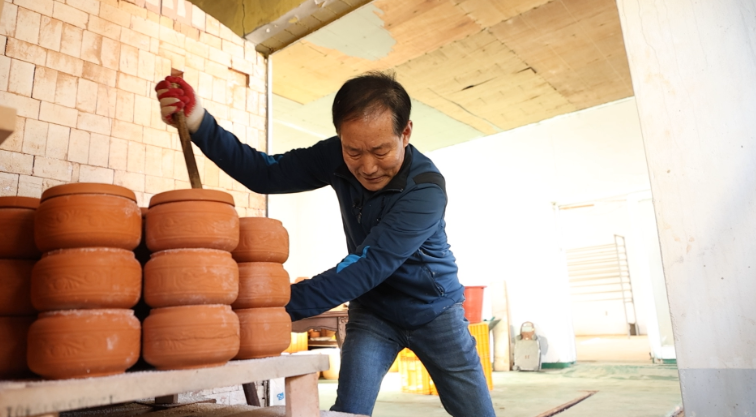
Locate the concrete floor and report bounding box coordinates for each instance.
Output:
[317,362,683,417]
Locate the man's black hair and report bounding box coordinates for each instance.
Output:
[332,71,411,137]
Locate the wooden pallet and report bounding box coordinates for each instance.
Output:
[0,355,329,417]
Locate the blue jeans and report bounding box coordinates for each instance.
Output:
[331,303,496,416]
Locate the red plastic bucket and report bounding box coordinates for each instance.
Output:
[462,286,486,323]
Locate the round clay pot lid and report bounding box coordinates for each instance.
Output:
[41,183,137,203]
[0,196,40,209]
[149,189,235,208]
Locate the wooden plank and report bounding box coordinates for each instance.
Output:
[284,373,320,417]
[0,355,328,417]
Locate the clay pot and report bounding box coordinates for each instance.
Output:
[31,248,142,311]
[232,217,289,263]
[142,304,240,370]
[27,309,141,379]
[232,262,291,309]
[144,248,239,308]
[0,196,41,259]
[146,189,239,252]
[0,316,35,378]
[0,259,36,315]
[234,307,292,359]
[35,183,141,252]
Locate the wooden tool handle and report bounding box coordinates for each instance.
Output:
[174,110,202,189]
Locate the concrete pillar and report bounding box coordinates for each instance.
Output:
[616,0,756,413]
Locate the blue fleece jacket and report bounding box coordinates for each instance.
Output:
[191,112,464,329]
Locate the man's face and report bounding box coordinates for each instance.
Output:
[340,110,412,192]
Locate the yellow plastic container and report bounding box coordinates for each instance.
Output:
[283,332,308,353]
[399,323,493,395]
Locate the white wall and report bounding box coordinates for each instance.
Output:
[431,98,652,364]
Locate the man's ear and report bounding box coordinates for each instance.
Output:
[402,120,413,147]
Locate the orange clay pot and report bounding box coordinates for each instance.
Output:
[27,309,141,380]
[234,307,292,359]
[35,183,141,252]
[232,217,289,263]
[0,196,41,259]
[146,189,239,252]
[31,248,142,311]
[142,304,240,370]
[0,316,35,378]
[232,262,291,309]
[0,259,36,315]
[144,248,239,308]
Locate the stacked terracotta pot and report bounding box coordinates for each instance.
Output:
[0,197,41,379]
[27,184,143,379]
[142,190,241,370]
[231,217,292,359]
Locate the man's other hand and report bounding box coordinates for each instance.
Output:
[155,76,205,133]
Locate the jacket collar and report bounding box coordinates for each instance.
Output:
[334,145,413,193]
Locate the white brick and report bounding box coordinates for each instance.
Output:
[0,3,17,37]
[0,56,10,92]
[114,170,144,192]
[87,15,120,40]
[99,3,130,27]
[6,38,46,66]
[65,0,99,15]
[54,72,78,108]
[68,127,91,164]
[22,118,48,155]
[52,2,88,29]
[33,66,60,104]
[0,172,19,196]
[82,62,116,87]
[100,37,120,70]
[112,119,142,142]
[96,83,116,117]
[77,112,111,134]
[81,30,102,64]
[145,174,173,194]
[14,0,53,16]
[39,16,63,51]
[75,78,97,112]
[17,174,43,198]
[119,44,138,76]
[79,164,113,183]
[190,4,204,31]
[130,15,159,38]
[142,125,170,148]
[33,156,72,181]
[46,123,70,159]
[133,94,152,127]
[0,116,24,152]
[108,137,127,170]
[0,149,33,174]
[15,8,41,45]
[144,144,161,175]
[149,98,165,130]
[117,72,147,96]
[39,101,78,128]
[115,89,134,122]
[137,49,155,82]
[88,132,109,167]
[212,77,226,104]
[46,50,83,76]
[205,14,219,37]
[7,59,33,96]
[120,27,150,51]
[60,24,83,58]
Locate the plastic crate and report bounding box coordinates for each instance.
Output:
[283,332,308,353]
[399,323,493,395]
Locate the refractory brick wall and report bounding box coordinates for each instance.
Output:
[0,0,268,216]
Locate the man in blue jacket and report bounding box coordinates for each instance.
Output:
[156,72,495,417]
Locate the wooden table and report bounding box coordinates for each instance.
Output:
[291,310,349,349]
[0,355,328,417]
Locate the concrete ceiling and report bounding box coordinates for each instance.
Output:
[192,0,634,153]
